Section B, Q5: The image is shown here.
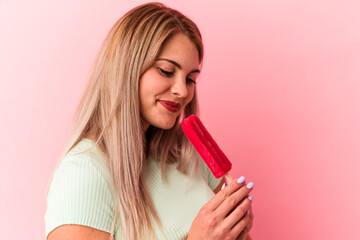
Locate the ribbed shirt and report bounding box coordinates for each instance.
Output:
[45,139,222,239]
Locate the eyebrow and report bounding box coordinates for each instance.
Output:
[157,58,200,74]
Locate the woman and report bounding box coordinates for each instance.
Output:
[45,2,254,240]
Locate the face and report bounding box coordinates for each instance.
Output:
[139,33,200,131]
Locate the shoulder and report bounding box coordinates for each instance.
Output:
[45,139,116,239]
[48,139,115,202]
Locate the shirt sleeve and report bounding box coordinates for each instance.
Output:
[44,155,116,239]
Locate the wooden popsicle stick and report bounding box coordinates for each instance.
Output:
[224,172,233,183]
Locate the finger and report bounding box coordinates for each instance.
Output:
[222,197,252,228]
[245,205,254,233]
[243,216,252,235]
[247,205,254,231]
[249,205,254,220]
[244,222,251,236]
[228,194,252,217]
[206,176,247,211]
[230,210,250,239]
[246,204,253,222]
[215,182,254,219]
[236,231,246,240]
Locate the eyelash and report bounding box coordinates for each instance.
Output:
[158,68,196,84]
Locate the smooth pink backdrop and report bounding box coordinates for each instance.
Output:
[1,0,359,239]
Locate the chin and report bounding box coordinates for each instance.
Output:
[153,118,177,130]
[157,122,176,130]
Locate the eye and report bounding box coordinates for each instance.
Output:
[158,67,174,77]
[186,78,196,85]
[158,67,196,84]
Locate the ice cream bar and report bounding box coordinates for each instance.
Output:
[182,114,233,182]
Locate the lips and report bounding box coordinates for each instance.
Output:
[158,100,181,113]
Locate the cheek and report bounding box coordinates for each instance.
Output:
[139,70,159,101]
[140,69,169,97]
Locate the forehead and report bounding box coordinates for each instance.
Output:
[158,33,200,69]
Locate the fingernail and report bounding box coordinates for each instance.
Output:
[237,176,246,184]
[221,183,226,190]
[248,195,253,201]
[246,182,254,189]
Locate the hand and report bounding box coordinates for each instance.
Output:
[236,204,254,240]
[187,177,254,240]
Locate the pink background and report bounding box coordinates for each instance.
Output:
[1,0,359,239]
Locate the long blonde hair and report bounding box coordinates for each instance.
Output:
[46,2,204,239]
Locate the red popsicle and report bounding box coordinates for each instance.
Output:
[182,115,233,182]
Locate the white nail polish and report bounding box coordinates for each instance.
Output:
[246,182,254,189]
[237,176,245,184]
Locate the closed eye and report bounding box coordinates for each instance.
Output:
[186,78,196,84]
[158,67,196,84]
[158,67,174,77]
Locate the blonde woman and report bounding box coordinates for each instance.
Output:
[45,2,254,240]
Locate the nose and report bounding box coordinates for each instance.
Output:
[170,77,189,98]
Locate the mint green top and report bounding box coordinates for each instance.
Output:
[45,139,222,239]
